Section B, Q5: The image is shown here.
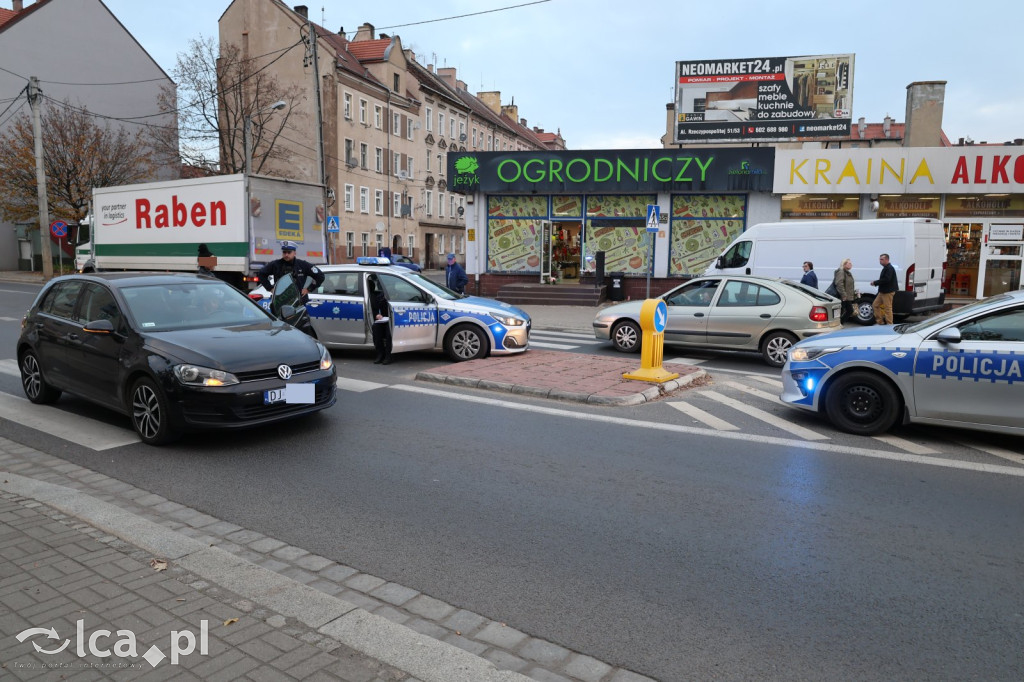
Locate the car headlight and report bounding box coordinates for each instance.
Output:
[173,364,239,387]
[318,343,333,371]
[789,346,845,362]
[489,313,525,327]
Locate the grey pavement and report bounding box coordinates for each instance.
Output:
[0,438,656,682]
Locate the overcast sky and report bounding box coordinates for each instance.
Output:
[101,0,1021,149]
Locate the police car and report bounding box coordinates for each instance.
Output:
[781,290,1024,436]
[260,257,531,361]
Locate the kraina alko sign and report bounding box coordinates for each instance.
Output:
[674,54,854,143]
[447,149,774,195]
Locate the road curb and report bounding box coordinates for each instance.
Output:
[0,471,532,682]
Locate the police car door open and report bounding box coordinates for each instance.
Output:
[378,273,437,352]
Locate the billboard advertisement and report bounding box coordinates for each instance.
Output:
[674,54,854,143]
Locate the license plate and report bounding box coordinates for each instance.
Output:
[263,383,316,405]
[264,388,287,405]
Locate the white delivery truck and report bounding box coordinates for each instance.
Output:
[76,174,327,288]
[705,218,946,324]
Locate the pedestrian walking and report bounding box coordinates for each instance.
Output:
[368,275,393,364]
[832,258,856,322]
[871,253,898,325]
[800,261,818,289]
[445,253,468,294]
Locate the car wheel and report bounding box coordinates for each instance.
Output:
[824,371,901,436]
[130,377,179,446]
[19,349,61,404]
[611,320,641,353]
[855,299,876,325]
[445,324,488,361]
[760,331,797,367]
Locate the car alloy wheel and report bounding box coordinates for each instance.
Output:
[20,350,61,404]
[446,324,487,361]
[761,331,797,367]
[612,320,641,353]
[130,378,178,445]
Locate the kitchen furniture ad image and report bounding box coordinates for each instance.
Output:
[675,54,853,143]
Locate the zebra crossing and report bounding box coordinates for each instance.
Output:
[528,329,604,350]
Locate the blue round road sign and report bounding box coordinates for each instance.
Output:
[653,300,667,333]
[49,220,68,238]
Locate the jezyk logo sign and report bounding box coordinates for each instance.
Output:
[16,619,209,668]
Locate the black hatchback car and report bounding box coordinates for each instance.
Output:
[16,273,336,445]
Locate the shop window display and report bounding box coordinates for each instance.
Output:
[669,195,747,276]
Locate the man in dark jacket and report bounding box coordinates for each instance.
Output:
[870,253,898,325]
[800,261,818,289]
[445,253,468,294]
[257,241,325,303]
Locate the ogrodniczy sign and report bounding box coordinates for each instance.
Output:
[447,149,774,194]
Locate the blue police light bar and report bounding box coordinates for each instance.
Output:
[356,256,392,265]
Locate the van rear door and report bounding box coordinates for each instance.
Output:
[913,223,947,307]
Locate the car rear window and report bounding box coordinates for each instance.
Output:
[779,280,833,302]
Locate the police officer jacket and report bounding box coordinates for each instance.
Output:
[257,258,325,301]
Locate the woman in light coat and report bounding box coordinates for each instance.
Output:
[833,258,856,322]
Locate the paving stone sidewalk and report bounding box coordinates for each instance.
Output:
[0,438,656,682]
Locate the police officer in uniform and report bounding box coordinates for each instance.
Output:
[257,241,325,303]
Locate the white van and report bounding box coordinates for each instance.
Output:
[706,218,946,324]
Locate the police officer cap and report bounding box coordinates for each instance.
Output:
[281,241,297,252]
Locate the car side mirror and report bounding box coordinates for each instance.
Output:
[935,327,961,344]
[83,319,114,334]
[716,256,725,269]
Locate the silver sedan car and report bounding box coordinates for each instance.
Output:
[782,289,1024,436]
[593,275,842,367]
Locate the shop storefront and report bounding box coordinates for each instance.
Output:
[775,148,1024,298]
[448,149,776,296]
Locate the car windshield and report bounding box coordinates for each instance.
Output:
[399,272,461,300]
[122,282,270,331]
[902,294,1014,334]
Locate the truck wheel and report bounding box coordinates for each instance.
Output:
[445,324,488,361]
[824,371,901,436]
[611,320,641,353]
[855,299,876,325]
[760,331,797,367]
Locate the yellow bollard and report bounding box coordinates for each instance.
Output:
[623,298,679,383]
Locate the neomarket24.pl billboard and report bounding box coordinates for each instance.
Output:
[674,54,854,143]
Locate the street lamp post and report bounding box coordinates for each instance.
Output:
[244,100,286,177]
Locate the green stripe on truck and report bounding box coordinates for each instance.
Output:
[94,242,249,257]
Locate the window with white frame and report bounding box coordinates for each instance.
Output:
[438,234,446,255]
[360,143,368,168]
[343,92,352,119]
[393,192,401,217]
[359,187,369,214]
[438,112,445,136]
[359,99,367,124]
[407,157,414,179]
[425,190,433,216]
[438,192,445,218]
[393,112,400,136]
[487,134,492,149]
[407,234,414,254]
[375,232,384,250]
[344,184,354,212]
[459,121,466,141]
[472,128,477,147]
[344,138,354,164]
[374,104,382,129]
[375,147,382,173]
[425,153,431,173]
[393,152,400,176]
[450,195,456,217]
[407,120,414,141]
[425,107,433,131]
[361,232,369,256]
[374,189,383,215]
[450,118,456,139]
[345,232,354,258]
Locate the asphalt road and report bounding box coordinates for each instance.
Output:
[2,282,1023,680]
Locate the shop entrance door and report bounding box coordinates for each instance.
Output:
[979,224,1024,297]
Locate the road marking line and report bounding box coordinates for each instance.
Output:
[871,435,939,455]
[0,359,20,378]
[0,316,19,322]
[958,441,1024,466]
[683,364,778,377]
[394,384,1024,478]
[749,375,784,391]
[528,341,580,350]
[664,356,707,365]
[666,401,739,430]
[0,393,138,450]
[530,330,602,342]
[337,377,387,392]
[703,389,829,441]
[722,381,784,404]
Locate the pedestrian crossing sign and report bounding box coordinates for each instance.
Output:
[646,205,660,232]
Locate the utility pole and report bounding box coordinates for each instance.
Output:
[305,17,329,263]
[28,76,53,279]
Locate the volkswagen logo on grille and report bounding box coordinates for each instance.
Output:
[277,364,293,380]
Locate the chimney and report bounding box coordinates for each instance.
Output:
[427,64,434,73]
[883,115,892,138]
[13,0,23,11]
[520,118,527,127]
[437,67,457,89]
[903,81,946,147]
[501,102,518,122]
[857,117,866,139]
[293,5,307,18]
[353,23,375,42]
[478,91,501,115]
[456,79,467,91]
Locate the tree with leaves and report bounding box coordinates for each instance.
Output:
[0,99,154,226]
[151,35,305,175]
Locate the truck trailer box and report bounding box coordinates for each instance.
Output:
[705,218,946,323]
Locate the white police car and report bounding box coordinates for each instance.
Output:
[781,290,1024,436]
[260,257,530,361]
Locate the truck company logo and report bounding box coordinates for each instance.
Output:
[134,196,228,228]
[452,156,480,191]
[14,619,210,669]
